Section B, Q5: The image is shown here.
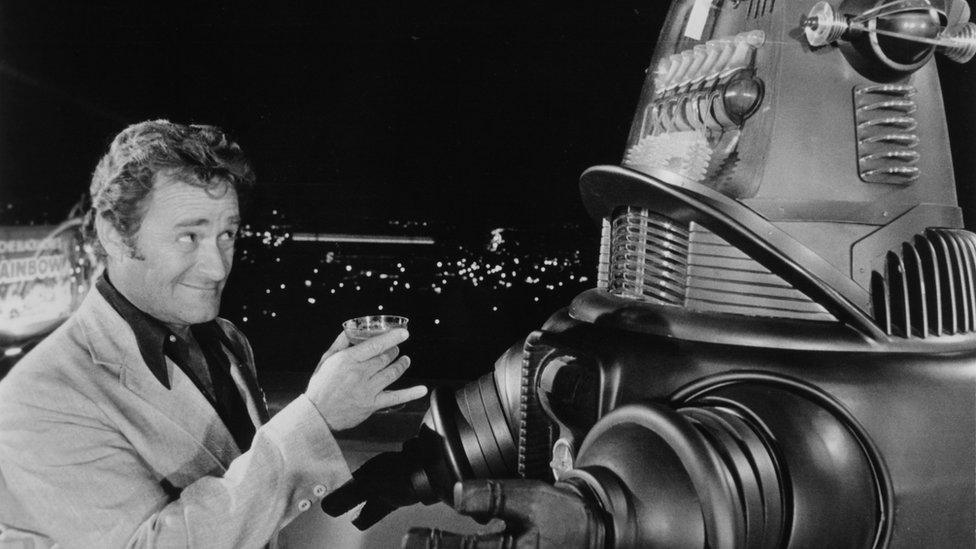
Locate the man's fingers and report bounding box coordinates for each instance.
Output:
[348,329,409,361]
[375,385,428,409]
[314,332,352,374]
[327,331,351,354]
[369,355,411,386]
[361,347,401,377]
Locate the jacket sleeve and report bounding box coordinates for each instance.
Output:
[0,386,352,549]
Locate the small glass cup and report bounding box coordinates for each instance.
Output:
[342,315,410,345]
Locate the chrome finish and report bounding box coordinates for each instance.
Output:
[854,84,920,184]
[873,228,976,336]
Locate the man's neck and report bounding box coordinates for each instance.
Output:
[104,267,192,338]
[167,323,193,340]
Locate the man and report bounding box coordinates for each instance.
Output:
[0,120,427,548]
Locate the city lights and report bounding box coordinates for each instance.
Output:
[215,218,593,332]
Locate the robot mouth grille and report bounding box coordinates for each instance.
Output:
[601,207,835,321]
[873,228,976,337]
[606,207,690,305]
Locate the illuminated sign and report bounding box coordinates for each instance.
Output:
[0,225,89,341]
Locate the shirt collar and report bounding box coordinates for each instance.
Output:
[95,274,220,390]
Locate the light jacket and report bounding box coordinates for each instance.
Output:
[0,288,351,548]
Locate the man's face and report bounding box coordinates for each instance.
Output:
[110,174,240,326]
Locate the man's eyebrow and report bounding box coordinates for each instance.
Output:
[174,218,211,228]
[174,215,240,228]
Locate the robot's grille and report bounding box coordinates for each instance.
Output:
[873,228,976,338]
[602,207,835,321]
[607,207,690,305]
[683,226,834,320]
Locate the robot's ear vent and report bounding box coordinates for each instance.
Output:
[855,84,920,185]
[872,228,976,337]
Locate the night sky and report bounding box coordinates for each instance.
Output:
[0,2,679,229]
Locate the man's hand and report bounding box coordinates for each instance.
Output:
[305,328,428,431]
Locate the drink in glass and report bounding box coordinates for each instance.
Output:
[342,315,409,345]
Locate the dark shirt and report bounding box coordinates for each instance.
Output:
[96,275,256,452]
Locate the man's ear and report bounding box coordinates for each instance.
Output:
[94,214,127,262]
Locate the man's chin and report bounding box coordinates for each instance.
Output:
[173,288,223,322]
[192,311,221,324]
[177,301,222,325]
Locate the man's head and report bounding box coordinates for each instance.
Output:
[87,120,255,326]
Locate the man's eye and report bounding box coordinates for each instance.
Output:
[219,230,238,242]
[177,233,197,244]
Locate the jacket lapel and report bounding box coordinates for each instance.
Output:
[76,290,241,471]
[211,326,271,427]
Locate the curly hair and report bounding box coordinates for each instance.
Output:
[83,120,256,259]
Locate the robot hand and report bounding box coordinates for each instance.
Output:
[321,424,456,529]
[402,479,605,549]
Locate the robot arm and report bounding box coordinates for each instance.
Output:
[321,338,532,529]
[324,325,890,548]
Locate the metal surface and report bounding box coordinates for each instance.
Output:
[684,223,835,320]
[804,0,976,63]
[602,205,837,320]
[855,84,921,184]
[607,207,690,305]
[581,165,884,336]
[873,228,976,336]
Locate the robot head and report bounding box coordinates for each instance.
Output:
[583,0,975,339]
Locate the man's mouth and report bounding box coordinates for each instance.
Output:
[180,283,221,292]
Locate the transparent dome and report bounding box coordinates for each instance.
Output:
[622,0,782,199]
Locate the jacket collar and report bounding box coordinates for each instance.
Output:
[76,283,242,469]
[95,275,175,389]
[94,275,244,390]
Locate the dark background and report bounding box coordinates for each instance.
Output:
[0,3,677,226]
[1,2,973,382]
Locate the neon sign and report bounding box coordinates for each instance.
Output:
[0,225,91,341]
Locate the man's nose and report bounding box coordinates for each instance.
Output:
[197,241,230,282]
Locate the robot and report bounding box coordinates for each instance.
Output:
[323,1,976,546]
